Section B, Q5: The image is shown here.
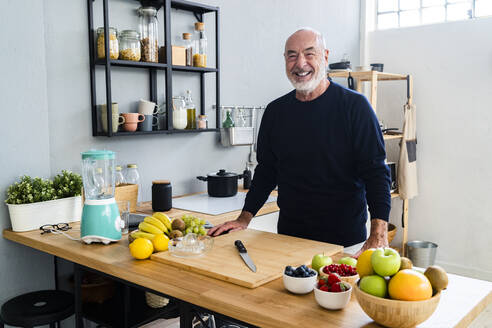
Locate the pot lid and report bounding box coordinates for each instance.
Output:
[208,169,239,178]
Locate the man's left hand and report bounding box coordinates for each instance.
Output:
[354,218,389,258]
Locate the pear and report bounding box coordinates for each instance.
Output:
[400,257,413,270]
[424,265,448,292]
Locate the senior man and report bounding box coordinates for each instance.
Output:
[209,28,391,256]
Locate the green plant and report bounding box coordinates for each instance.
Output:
[5,176,56,204]
[5,171,83,205]
[53,170,83,199]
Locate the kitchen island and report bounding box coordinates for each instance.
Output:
[3,191,492,327]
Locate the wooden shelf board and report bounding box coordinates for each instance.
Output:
[391,192,399,199]
[171,0,219,13]
[327,70,407,81]
[383,133,403,140]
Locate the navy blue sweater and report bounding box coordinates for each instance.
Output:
[243,81,391,247]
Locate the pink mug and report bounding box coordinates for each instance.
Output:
[121,113,145,132]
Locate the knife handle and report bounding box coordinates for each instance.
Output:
[234,240,247,253]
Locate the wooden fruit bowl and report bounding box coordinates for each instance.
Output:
[353,281,441,328]
[388,223,397,244]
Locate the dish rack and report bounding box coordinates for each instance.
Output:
[217,106,265,147]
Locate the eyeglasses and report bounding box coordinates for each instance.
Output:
[40,223,71,235]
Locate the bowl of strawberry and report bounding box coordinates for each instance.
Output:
[320,263,359,288]
[314,273,352,310]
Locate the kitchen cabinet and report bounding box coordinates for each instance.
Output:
[88,0,220,137]
[328,70,412,254]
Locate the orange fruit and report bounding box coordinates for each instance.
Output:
[388,269,433,301]
[356,248,376,278]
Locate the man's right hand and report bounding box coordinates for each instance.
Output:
[207,211,253,237]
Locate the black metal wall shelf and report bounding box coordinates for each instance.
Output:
[94,128,218,137]
[88,0,220,137]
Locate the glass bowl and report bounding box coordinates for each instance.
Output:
[168,233,214,258]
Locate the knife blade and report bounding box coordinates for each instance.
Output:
[234,240,257,273]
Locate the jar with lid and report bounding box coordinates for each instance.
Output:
[184,90,196,129]
[119,30,141,61]
[125,164,142,205]
[138,7,158,62]
[197,114,208,129]
[152,180,172,211]
[97,27,119,59]
[115,165,126,186]
[193,22,207,67]
[172,96,187,130]
[182,33,193,66]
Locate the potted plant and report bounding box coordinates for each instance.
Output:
[5,170,83,232]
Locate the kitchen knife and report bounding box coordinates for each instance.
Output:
[234,240,257,273]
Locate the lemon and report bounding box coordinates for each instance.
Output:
[152,234,169,252]
[356,248,376,278]
[129,238,154,260]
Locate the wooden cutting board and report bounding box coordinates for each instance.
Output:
[151,229,343,288]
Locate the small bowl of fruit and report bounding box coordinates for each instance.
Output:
[314,274,352,310]
[283,265,318,294]
[320,261,359,288]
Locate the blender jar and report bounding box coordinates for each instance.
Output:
[81,150,116,200]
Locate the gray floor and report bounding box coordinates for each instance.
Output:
[469,301,492,328]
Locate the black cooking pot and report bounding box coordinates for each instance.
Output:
[197,169,243,197]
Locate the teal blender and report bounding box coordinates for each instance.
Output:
[80,150,122,244]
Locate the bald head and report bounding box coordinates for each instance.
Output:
[284,28,326,54]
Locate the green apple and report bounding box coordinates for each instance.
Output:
[311,254,332,273]
[360,275,388,298]
[339,256,357,267]
[371,248,401,277]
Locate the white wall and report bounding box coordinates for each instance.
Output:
[367,17,492,280]
[0,0,361,306]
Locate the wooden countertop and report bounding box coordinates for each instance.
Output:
[3,191,492,328]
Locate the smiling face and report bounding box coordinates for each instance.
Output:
[284,30,329,94]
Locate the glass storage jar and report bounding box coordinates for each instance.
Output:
[193,22,207,67]
[97,27,119,59]
[197,114,208,129]
[172,96,187,130]
[138,7,158,62]
[119,30,141,61]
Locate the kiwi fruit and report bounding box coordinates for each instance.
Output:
[424,265,448,291]
[400,257,413,270]
[171,218,186,232]
[169,230,183,239]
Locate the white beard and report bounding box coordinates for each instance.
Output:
[288,60,327,93]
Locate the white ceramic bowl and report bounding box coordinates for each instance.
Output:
[283,270,318,294]
[314,283,352,310]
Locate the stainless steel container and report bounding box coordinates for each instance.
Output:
[220,127,254,146]
[406,241,438,268]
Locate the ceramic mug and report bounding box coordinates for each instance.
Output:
[101,103,125,133]
[138,115,158,131]
[138,99,159,116]
[121,113,145,132]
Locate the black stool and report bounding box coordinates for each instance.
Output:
[0,290,74,328]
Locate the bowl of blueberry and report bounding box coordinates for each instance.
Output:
[283,265,318,294]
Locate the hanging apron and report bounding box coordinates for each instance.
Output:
[398,103,418,199]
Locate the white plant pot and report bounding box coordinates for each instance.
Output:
[6,196,82,232]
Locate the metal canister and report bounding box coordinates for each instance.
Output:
[152,180,172,211]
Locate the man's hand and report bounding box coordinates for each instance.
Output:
[354,218,388,258]
[207,211,253,237]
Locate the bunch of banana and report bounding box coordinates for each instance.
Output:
[129,212,172,243]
